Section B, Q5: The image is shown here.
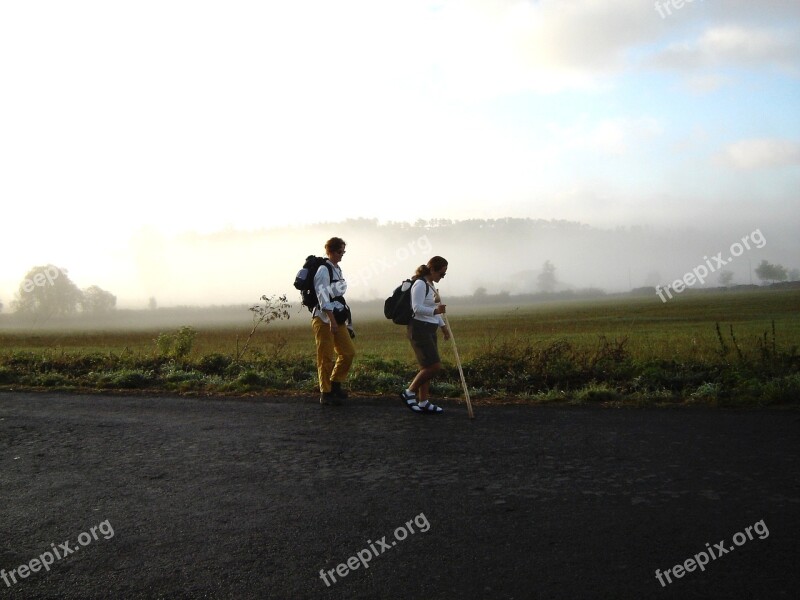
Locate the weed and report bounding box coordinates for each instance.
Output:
[234,294,290,362]
[155,326,197,361]
[96,369,155,389]
[574,382,621,404]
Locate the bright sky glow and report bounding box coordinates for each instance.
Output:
[1,0,798,306]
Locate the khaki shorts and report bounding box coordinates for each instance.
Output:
[408,319,440,367]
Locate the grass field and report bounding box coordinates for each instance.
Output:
[1,288,799,406]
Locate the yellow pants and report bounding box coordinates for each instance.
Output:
[312,317,356,393]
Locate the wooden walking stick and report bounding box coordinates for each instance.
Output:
[436,288,474,419]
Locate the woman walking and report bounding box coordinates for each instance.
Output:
[312,237,356,406]
[400,256,450,414]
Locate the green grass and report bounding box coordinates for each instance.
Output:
[1,288,798,407]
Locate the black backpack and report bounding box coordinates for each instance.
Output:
[294,256,335,312]
[384,278,429,325]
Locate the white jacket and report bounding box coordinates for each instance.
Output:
[411,278,444,326]
[312,260,348,324]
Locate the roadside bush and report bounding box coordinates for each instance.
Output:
[690,382,721,402]
[224,370,266,393]
[350,369,406,393]
[37,373,74,387]
[349,355,410,393]
[163,370,206,392]
[430,381,462,398]
[2,313,798,406]
[465,339,612,393]
[196,353,232,375]
[759,373,800,406]
[574,382,621,404]
[0,367,16,384]
[164,369,203,384]
[155,326,197,360]
[530,388,569,403]
[96,369,155,389]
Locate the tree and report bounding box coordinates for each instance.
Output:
[473,287,488,298]
[11,265,83,317]
[789,269,800,282]
[148,297,158,310]
[718,270,734,287]
[754,260,788,285]
[80,286,117,314]
[537,260,557,293]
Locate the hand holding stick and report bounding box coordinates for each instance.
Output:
[437,288,474,420]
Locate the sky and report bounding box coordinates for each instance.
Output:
[1,0,798,308]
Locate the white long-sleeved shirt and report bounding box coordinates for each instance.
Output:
[411,278,444,326]
[312,260,347,324]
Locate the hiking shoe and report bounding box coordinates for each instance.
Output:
[320,392,341,406]
[331,381,348,400]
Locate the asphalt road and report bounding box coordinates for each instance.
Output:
[1,392,798,599]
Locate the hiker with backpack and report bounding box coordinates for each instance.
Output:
[298,237,355,406]
[398,256,450,414]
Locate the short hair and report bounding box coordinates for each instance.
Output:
[324,237,346,255]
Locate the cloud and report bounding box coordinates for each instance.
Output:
[425,2,799,98]
[422,1,800,99]
[650,25,800,73]
[718,139,800,170]
[520,0,659,70]
[414,0,669,97]
[682,73,730,94]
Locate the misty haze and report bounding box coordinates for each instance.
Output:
[2,218,798,323]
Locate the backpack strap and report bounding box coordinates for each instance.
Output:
[415,277,431,298]
[325,260,337,283]
[315,260,345,310]
[410,276,431,295]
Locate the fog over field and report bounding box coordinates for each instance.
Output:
[4,217,796,313]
